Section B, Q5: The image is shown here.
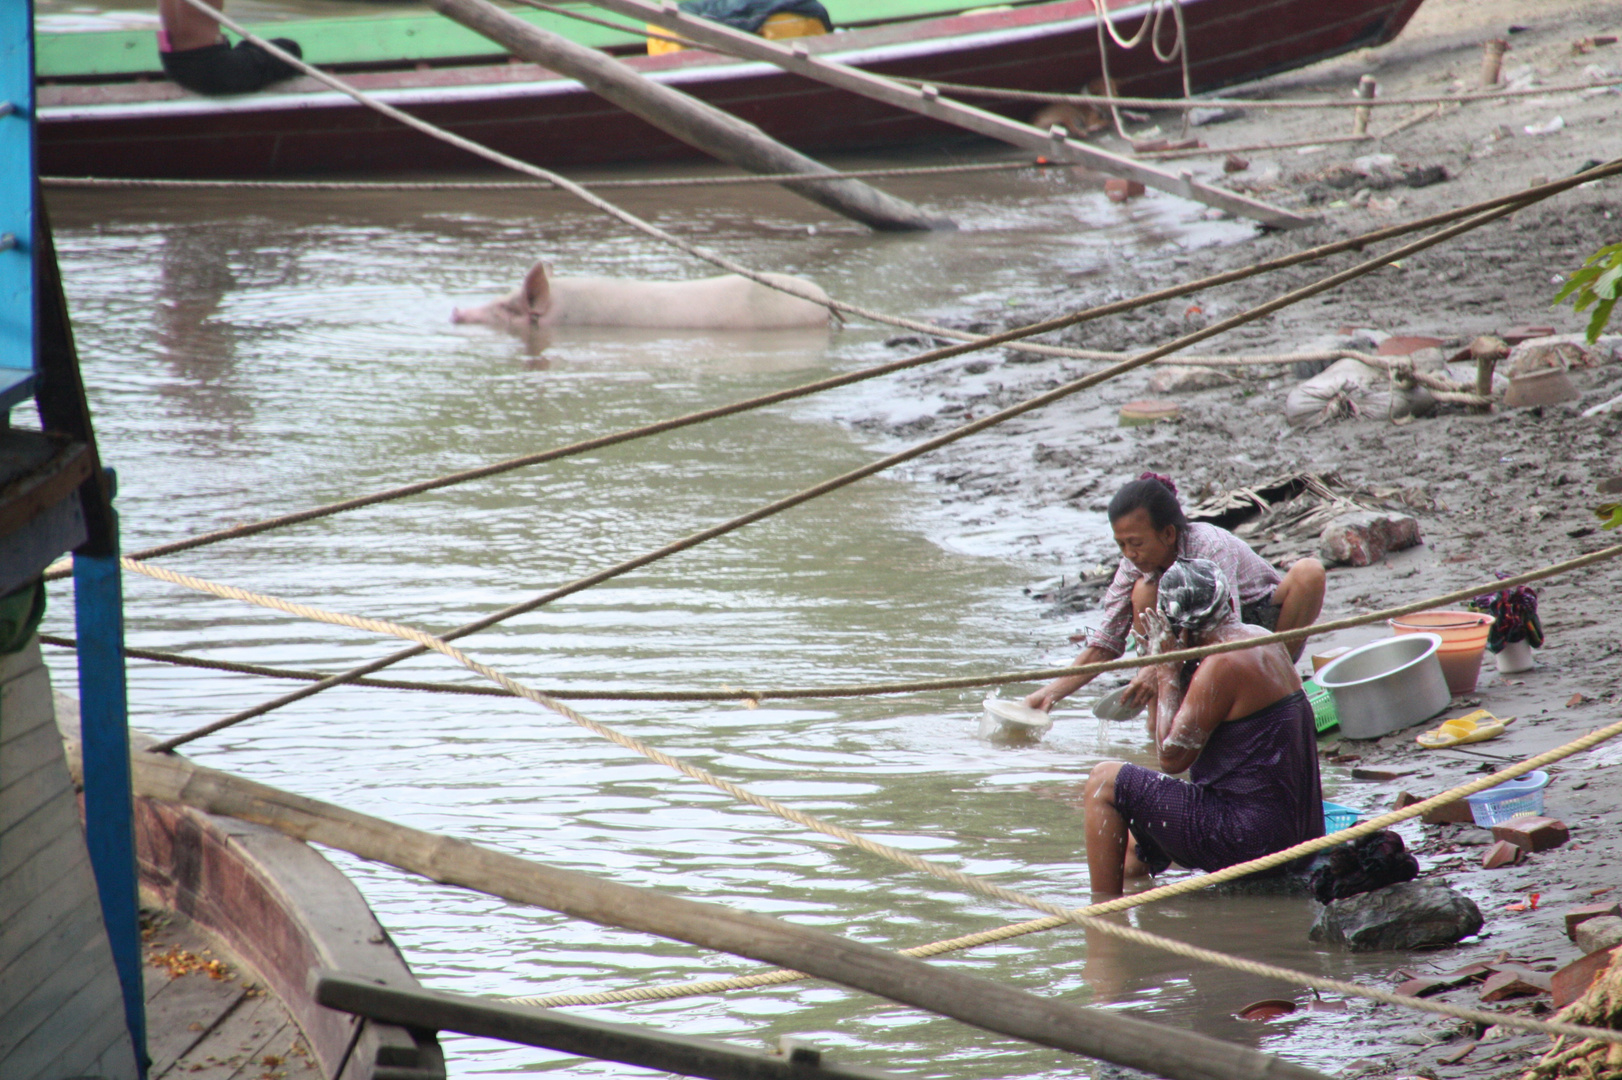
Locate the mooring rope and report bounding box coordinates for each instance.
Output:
[141,168,1619,756]
[897,75,1622,111]
[60,544,1622,702]
[121,555,1622,1045]
[140,176,1575,755]
[1089,0,1193,141]
[42,159,1056,192]
[41,158,1618,588]
[510,714,1622,1030]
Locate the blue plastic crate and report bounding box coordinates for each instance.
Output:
[1322,800,1360,834]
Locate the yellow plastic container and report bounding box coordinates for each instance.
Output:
[759,12,828,40]
[1388,610,1492,695]
[648,12,826,55]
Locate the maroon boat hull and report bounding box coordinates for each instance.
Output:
[39,0,1425,177]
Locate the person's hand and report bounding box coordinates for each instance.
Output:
[1025,685,1061,712]
[1121,667,1157,711]
[1138,608,1176,657]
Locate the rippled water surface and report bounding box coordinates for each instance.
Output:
[42,159,1393,1078]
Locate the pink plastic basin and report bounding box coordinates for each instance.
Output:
[1388,610,1492,694]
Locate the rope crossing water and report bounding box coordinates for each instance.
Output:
[52,544,1622,702]
[138,170,1615,755]
[35,160,1618,590]
[122,556,1622,1046]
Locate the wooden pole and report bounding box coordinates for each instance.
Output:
[584,0,1314,230]
[1350,76,1376,137]
[92,745,1327,1080]
[315,972,906,1080]
[423,0,953,233]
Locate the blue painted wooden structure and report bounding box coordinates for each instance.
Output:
[2,0,147,1071]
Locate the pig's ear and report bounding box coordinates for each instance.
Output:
[521,261,552,320]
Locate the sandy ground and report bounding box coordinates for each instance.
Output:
[844,1,1622,1075]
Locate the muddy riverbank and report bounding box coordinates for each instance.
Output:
[835,1,1622,1075]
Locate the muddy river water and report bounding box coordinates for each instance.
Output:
[42,157,1400,1077]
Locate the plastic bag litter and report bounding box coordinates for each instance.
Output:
[1284,355,1437,427]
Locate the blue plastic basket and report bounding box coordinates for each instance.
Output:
[1322,800,1360,834]
[1464,770,1549,827]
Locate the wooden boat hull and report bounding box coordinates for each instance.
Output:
[133,794,447,1080]
[38,0,1424,178]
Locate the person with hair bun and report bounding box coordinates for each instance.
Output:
[1025,472,1325,713]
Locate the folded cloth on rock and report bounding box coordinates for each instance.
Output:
[1310,829,1419,903]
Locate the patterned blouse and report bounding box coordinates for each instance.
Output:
[1083,522,1283,656]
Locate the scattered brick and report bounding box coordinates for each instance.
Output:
[1482,840,1525,869]
[1491,816,1570,853]
[1553,947,1619,1009]
[1564,902,1622,939]
[1479,968,1550,1001]
[1104,178,1146,202]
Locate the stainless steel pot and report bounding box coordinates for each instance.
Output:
[1315,633,1450,740]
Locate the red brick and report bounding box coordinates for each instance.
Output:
[1552,947,1619,1009]
[1478,969,1549,1001]
[1565,902,1622,940]
[1491,816,1570,853]
[1104,178,1146,202]
[1482,840,1524,869]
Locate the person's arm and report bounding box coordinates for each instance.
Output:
[1025,644,1118,711]
[1025,560,1135,712]
[1154,661,1238,775]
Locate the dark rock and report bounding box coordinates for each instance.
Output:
[1404,164,1449,188]
[1309,882,1484,951]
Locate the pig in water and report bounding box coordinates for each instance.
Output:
[451,261,830,332]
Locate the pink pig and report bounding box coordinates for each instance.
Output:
[452,261,831,332]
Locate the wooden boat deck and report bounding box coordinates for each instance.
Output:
[142,906,326,1080]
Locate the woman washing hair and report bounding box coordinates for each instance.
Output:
[1079,558,1323,896]
[1025,473,1325,713]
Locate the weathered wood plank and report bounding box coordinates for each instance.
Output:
[118,744,1329,1080]
[0,748,74,837]
[145,970,250,1077]
[0,932,125,1076]
[0,790,82,883]
[318,972,906,1080]
[29,992,144,1080]
[0,898,106,1019]
[0,639,136,1080]
[166,991,292,1080]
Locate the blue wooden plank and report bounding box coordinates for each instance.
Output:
[73,551,147,1079]
[1,0,34,407]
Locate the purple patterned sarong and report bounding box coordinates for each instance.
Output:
[1113,689,1323,874]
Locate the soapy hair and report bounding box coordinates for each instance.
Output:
[1156,558,1234,635]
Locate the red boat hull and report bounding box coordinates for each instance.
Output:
[38,0,1425,178]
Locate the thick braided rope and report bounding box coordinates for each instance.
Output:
[124,557,1622,1044]
[43,160,1620,583]
[78,544,1622,702]
[138,184,1619,756]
